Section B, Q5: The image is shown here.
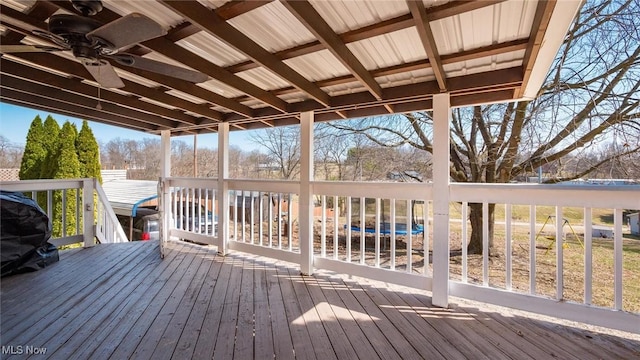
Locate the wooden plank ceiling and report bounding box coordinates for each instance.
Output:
[0,0,567,136]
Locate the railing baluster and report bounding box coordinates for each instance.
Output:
[250,191,255,244]
[375,198,380,268]
[423,200,430,276]
[268,192,273,247]
[277,193,282,249]
[614,208,623,310]
[242,190,246,242]
[483,202,489,286]
[62,189,67,237]
[47,190,53,220]
[556,206,563,300]
[321,195,327,257]
[506,203,512,291]
[407,199,412,274]
[288,193,293,251]
[462,201,468,283]
[529,205,537,295]
[390,199,396,271]
[76,189,81,236]
[360,197,365,265]
[584,207,592,305]
[259,192,264,246]
[346,196,352,262]
[333,195,339,260]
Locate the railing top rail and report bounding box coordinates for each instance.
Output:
[451,183,640,209]
[313,180,433,200]
[0,178,88,191]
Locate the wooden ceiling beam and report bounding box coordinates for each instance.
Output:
[518,0,556,98]
[226,0,504,74]
[160,0,331,107]
[230,40,529,103]
[0,88,160,133]
[0,57,203,126]
[142,37,289,113]
[224,67,522,123]
[166,1,273,41]
[4,50,223,123]
[44,1,278,115]
[281,0,382,100]
[407,0,447,92]
[114,62,255,118]
[0,74,178,129]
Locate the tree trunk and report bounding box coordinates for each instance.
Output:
[467,203,495,255]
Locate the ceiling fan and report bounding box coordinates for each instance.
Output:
[0,0,208,88]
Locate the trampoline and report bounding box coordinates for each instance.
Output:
[347,223,424,235]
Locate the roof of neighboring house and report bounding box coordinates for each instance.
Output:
[101,179,158,217]
[0,169,19,182]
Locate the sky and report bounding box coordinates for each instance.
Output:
[0,102,259,150]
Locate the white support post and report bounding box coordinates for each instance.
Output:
[432,93,451,308]
[218,123,230,255]
[300,111,314,275]
[159,130,171,258]
[82,179,95,247]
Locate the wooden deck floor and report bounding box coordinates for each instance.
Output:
[1,240,638,359]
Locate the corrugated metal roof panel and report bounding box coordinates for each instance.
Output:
[5,53,73,78]
[284,49,350,82]
[309,0,410,33]
[443,58,522,78]
[197,79,245,98]
[236,67,291,91]
[322,81,366,97]
[177,32,248,67]
[348,28,426,70]
[165,89,208,104]
[431,1,535,56]
[139,97,178,110]
[376,68,434,89]
[277,92,310,104]
[113,68,162,87]
[3,0,35,12]
[228,1,315,52]
[103,0,183,28]
[141,51,200,72]
[195,0,228,11]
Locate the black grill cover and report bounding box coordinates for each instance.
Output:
[1,191,59,277]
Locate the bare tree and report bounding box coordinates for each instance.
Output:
[250,126,301,180]
[0,135,24,168]
[330,0,640,254]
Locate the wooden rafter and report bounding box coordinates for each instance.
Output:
[281,0,382,100]
[407,0,447,92]
[2,50,223,122]
[518,0,557,98]
[45,1,282,116]
[0,57,204,127]
[160,0,332,107]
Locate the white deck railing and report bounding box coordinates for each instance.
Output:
[163,177,640,333]
[0,178,128,246]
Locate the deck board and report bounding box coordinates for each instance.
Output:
[1,240,638,360]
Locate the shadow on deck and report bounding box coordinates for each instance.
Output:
[1,240,638,359]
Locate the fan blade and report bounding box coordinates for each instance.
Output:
[109,54,209,84]
[87,13,167,51]
[83,60,125,88]
[0,45,63,53]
